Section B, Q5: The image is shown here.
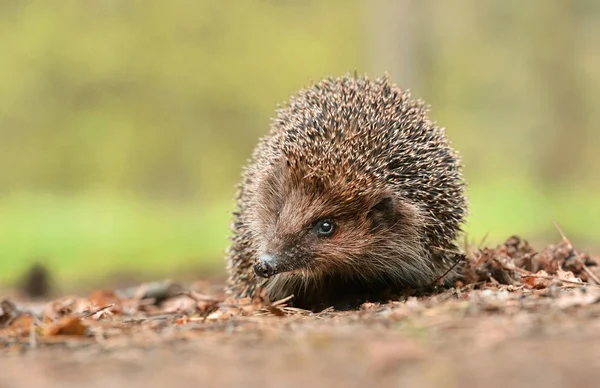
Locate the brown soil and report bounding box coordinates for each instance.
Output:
[2,235,600,388]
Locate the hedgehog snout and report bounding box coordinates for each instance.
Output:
[254,254,277,278]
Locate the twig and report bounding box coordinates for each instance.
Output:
[179,290,221,303]
[477,232,489,250]
[429,252,465,288]
[553,221,569,243]
[29,320,38,349]
[519,273,584,286]
[270,294,294,307]
[120,280,182,301]
[458,281,485,292]
[280,306,313,315]
[492,257,597,288]
[552,221,599,284]
[582,264,600,285]
[82,304,115,319]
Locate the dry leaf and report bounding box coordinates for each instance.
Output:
[556,269,582,284]
[0,300,19,327]
[43,316,87,336]
[88,290,123,313]
[3,314,36,337]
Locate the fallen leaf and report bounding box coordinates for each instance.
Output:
[3,314,36,337]
[43,316,87,336]
[43,296,93,321]
[556,269,582,284]
[88,290,123,313]
[522,270,552,289]
[0,300,18,327]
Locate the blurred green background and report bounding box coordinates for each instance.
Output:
[1,0,599,291]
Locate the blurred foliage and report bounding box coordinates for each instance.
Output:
[0,0,598,287]
[0,0,362,200]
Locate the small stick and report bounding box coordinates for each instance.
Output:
[82,304,115,318]
[519,273,584,286]
[477,232,489,250]
[492,257,597,288]
[179,290,220,303]
[583,265,600,285]
[553,221,569,243]
[280,306,313,315]
[270,294,294,307]
[429,252,465,288]
[552,221,599,284]
[29,320,38,349]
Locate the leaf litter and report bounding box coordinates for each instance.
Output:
[1,233,600,388]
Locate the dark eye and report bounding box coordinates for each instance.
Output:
[314,219,335,237]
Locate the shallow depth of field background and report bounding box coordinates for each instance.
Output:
[1,0,598,291]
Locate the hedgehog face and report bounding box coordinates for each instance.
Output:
[253,214,338,278]
[252,183,362,278]
[252,170,424,284]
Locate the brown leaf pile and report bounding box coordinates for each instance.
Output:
[459,235,600,289]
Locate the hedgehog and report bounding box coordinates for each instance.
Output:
[225,73,467,311]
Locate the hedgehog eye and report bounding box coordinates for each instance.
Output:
[314,219,335,237]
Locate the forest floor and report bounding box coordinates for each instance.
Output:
[2,234,600,388]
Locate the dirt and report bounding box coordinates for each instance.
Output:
[2,235,600,388]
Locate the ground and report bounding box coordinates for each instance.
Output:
[2,235,600,388]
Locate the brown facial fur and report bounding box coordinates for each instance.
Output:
[226,74,467,311]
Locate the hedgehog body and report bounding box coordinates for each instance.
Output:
[226,74,467,310]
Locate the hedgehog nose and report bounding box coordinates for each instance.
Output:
[254,254,277,278]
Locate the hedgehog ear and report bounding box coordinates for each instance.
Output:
[367,194,399,228]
